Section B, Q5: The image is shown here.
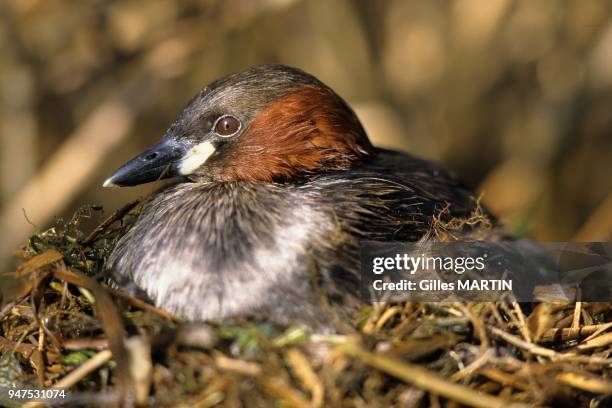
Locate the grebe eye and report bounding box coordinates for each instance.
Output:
[214,115,241,137]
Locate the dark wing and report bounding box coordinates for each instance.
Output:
[296,149,498,319]
[309,148,491,243]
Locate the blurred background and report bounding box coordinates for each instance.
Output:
[0,0,611,270]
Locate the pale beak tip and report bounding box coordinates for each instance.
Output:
[102,178,118,188]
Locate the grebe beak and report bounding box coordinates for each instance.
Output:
[103,136,188,187]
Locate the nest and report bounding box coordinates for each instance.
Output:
[0,203,611,407]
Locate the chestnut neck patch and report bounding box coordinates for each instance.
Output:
[212,85,374,182]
